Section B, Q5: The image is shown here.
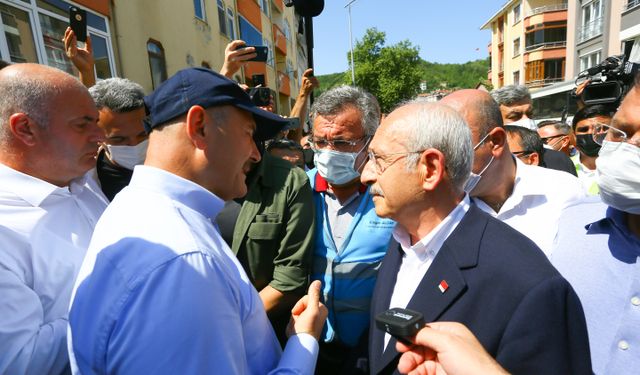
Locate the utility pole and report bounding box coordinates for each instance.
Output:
[345,0,360,85]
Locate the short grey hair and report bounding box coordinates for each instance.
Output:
[393,101,473,191]
[490,85,531,106]
[89,78,145,112]
[310,85,380,137]
[537,120,571,135]
[0,72,62,143]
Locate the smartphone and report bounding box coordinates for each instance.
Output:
[69,6,87,42]
[236,45,269,62]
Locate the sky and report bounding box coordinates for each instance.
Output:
[311,0,508,75]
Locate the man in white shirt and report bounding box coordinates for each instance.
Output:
[441,90,584,257]
[0,64,109,374]
[68,68,327,374]
[362,100,591,375]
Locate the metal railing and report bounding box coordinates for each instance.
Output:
[526,3,568,17]
[578,17,603,43]
[525,41,567,52]
[525,77,564,88]
[625,0,640,11]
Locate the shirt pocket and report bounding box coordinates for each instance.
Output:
[247,222,282,240]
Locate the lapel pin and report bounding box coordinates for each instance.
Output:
[438,280,449,293]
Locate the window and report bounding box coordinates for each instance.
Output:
[513,38,520,57]
[239,16,261,46]
[147,40,167,90]
[226,7,235,39]
[259,0,269,17]
[193,0,205,20]
[579,0,603,42]
[1,0,115,79]
[217,0,226,34]
[627,0,640,11]
[513,71,520,84]
[580,50,601,72]
[513,3,521,24]
[525,58,564,86]
[525,24,566,50]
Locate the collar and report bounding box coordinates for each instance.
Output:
[0,162,81,206]
[393,194,471,262]
[314,172,367,193]
[586,206,640,255]
[128,165,224,220]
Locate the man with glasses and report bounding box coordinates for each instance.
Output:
[570,104,616,195]
[362,100,591,375]
[506,125,577,176]
[306,85,395,374]
[440,90,584,257]
[537,120,573,156]
[552,75,640,375]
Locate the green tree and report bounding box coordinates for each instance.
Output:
[348,28,422,113]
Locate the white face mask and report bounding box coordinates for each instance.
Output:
[464,133,494,194]
[105,139,149,170]
[506,117,537,130]
[314,140,368,186]
[596,140,640,214]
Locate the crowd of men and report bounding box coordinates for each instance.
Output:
[0,28,638,375]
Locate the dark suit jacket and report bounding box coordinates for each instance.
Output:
[541,148,577,176]
[369,204,592,375]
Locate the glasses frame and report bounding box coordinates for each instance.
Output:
[592,123,640,147]
[367,150,424,175]
[540,134,566,144]
[308,136,368,151]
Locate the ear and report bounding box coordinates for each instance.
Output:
[9,113,38,147]
[418,149,446,192]
[488,127,507,157]
[185,105,208,149]
[561,136,570,149]
[529,152,540,166]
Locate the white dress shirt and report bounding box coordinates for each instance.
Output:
[474,158,584,257]
[68,165,318,375]
[384,195,471,349]
[0,163,108,375]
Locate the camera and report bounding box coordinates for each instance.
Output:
[249,87,271,107]
[576,54,640,106]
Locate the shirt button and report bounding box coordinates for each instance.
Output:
[632,296,640,306]
[618,340,629,350]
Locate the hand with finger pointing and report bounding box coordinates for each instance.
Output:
[286,280,327,341]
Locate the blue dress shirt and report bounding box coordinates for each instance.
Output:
[552,197,640,375]
[68,166,318,374]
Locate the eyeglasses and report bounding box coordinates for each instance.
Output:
[309,137,368,152]
[512,150,534,159]
[367,150,424,175]
[540,134,566,144]
[592,123,640,147]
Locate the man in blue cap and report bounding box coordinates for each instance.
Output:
[67,68,327,374]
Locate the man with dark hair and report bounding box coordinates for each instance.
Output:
[441,90,584,257]
[552,75,640,375]
[504,125,544,165]
[570,104,616,195]
[537,120,573,156]
[0,64,108,374]
[68,68,327,374]
[268,138,305,168]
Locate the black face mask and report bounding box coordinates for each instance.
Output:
[575,134,601,157]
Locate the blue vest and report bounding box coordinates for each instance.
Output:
[307,169,396,347]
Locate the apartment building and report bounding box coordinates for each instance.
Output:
[482,0,569,90]
[0,0,312,115]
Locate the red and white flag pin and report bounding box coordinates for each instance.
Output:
[438,280,449,293]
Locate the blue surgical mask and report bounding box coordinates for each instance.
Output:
[314,141,368,185]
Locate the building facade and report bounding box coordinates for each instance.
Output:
[0,0,311,116]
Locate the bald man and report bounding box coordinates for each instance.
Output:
[440,90,584,257]
[0,64,108,374]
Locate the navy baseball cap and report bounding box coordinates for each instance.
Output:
[143,67,288,141]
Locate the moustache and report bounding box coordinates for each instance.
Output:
[369,184,385,197]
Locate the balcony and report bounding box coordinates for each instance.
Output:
[578,17,603,43]
[625,0,640,11]
[525,3,568,17]
[278,71,290,96]
[525,77,563,88]
[273,24,287,55]
[525,40,566,52]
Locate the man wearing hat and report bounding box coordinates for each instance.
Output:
[67,68,327,374]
